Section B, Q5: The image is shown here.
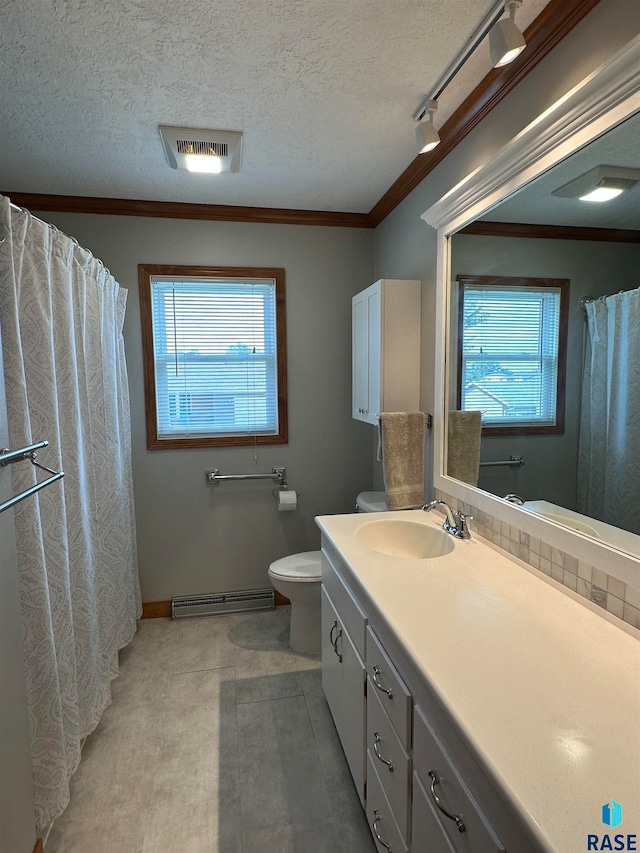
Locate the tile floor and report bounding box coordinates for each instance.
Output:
[45,607,376,853]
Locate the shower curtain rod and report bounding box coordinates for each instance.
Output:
[6,199,113,277]
[580,286,640,312]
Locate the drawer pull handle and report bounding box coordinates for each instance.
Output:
[372,809,393,851]
[372,666,393,699]
[329,620,342,662]
[373,732,394,771]
[428,770,466,833]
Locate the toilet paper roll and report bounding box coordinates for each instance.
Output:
[277,489,298,511]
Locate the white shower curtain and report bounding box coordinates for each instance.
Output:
[577,288,640,535]
[0,197,141,833]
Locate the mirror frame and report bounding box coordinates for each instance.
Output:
[422,35,640,586]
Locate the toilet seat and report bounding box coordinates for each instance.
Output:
[268,551,322,583]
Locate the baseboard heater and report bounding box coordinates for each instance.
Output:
[171,588,275,619]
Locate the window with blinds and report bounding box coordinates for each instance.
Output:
[139,266,287,449]
[457,276,569,434]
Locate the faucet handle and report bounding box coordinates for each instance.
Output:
[453,509,473,539]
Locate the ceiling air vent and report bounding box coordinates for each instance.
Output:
[159,125,243,173]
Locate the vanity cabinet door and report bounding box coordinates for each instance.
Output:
[321,586,366,805]
[412,770,458,853]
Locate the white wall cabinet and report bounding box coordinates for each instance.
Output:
[352,279,421,424]
[321,538,544,853]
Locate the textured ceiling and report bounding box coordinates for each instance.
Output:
[0,0,549,212]
[482,111,640,228]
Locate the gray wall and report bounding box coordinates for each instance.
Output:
[372,0,640,499]
[0,331,37,853]
[35,213,374,602]
[451,235,640,507]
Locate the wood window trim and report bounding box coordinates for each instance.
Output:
[139,264,288,450]
[456,274,569,436]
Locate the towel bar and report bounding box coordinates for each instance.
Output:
[0,441,65,514]
[479,455,524,468]
[205,467,287,487]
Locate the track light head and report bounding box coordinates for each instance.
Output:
[416,100,441,154]
[490,0,526,68]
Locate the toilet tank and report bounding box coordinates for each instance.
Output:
[355,491,389,512]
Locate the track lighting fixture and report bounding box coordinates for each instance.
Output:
[490,0,526,68]
[415,100,440,155]
[412,1,527,154]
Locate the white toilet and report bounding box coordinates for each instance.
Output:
[268,551,323,654]
[268,492,389,655]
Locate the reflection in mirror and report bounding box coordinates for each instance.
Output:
[447,110,640,554]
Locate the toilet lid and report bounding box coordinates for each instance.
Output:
[268,550,322,581]
[356,491,389,512]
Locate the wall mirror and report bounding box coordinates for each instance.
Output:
[424,35,640,583]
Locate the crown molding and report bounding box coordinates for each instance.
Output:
[3,193,375,229]
[459,221,640,243]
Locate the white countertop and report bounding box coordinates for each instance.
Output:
[316,510,640,853]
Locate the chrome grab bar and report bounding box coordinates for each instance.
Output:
[479,455,524,468]
[0,440,50,465]
[0,441,64,515]
[205,467,287,486]
[428,770,466,833]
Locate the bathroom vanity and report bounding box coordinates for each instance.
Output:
[316,510,640,853]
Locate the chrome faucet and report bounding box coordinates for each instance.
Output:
[422,500,472,539]
[504,494,524,505]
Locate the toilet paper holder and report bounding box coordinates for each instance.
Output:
[205,466,287,488]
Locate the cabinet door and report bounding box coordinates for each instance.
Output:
[412,770,458,853]
[352,290,368,421]
[321,586,366,805]
[365,283,381,425]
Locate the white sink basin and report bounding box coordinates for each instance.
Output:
[536,512,601,538]
[356,519,455,559]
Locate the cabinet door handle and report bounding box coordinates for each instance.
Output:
[372,810,392,851]
[372,665,393,699]
[373,732,394,772]
[428,770,466,833]
[330,620,342,662]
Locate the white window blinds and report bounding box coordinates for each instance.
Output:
[150,277,279,438]
[460,285,561,426]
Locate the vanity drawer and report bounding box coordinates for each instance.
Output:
[367,680,411,840]
[413,705,505,853]
[321,546,367,657]
[366,753,409,853]
[366,627,412,748]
